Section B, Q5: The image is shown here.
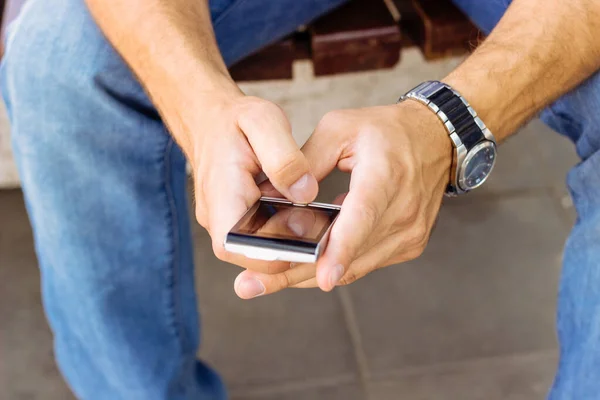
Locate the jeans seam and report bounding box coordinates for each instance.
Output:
[162,136,188,394]
[213,0,250,28]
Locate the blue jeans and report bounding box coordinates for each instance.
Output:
[453,2,600,398]
[2,0,599,398]
[0,0,345,399]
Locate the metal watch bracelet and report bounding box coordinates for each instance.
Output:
[398,81,497,196]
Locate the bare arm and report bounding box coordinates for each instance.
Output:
[85,0,241,153]
[445,0,600,141]
[236,0,600,295]
[85,0,319,282]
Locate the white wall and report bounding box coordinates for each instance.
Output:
[0,0,24,188]
[0,102,19,188]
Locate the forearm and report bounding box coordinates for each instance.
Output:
[444,0,600,141]
[85,0,241,151]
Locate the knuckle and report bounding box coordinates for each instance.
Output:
[408,224,429,249]
[238,97,286,127]
[353,202,381,227]
[338,270,358,286]
[257,98,284,117]
[395,197,420,226]
[317,110,345,133]
[277,272,292,289]
[266,149,308,184]
[405,246,426,261]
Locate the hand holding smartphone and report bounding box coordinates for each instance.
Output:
[224,197,340,263]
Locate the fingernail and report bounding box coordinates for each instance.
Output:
[289,173,317,203]
[328,264,345,289]
[290,262,298,268]
[237,277,266,299]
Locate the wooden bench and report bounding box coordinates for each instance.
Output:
[229,0,482,81]
[0,0,481,79]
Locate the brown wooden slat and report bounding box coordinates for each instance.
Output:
[310,0,401,76]
[229,35,299,82]
[0,0,6,57]
[394,0,482,60]
[229,32,311,82]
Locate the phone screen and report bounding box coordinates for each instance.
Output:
[232,199,339,243]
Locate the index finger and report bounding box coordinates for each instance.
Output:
[237,98,318,203]
[204,161,291,274]
[315,165,389,291]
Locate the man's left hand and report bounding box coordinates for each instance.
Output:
[234,101,453,298]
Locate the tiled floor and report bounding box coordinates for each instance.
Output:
[0,115,578,399]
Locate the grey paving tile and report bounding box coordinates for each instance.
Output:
[315,169,351,203]
[368,351,556,400]
[0,190,75,400]
[192,224,358,388]
[482,119,579,194]
[231,381,364,400]
[550,185,577,229]
[346,194,567,374]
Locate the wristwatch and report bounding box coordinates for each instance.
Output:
[399,81,497,196]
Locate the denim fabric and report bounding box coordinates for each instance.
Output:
[454,1,600,398]
[0,0,345,398]
[3,0,599,398]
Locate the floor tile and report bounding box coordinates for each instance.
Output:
[346,194,567,374]
[368,351,556,400]
[0,102,19,189]
[192,224,358,388]
[550,185,576,228]
[315,169,351,203]
[482,119,579,194]
[0,190,75,400]
[231,381,364,400]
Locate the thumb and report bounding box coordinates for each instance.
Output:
[316,165,387,291]
[237,97,318,203]
[301,111,349,182]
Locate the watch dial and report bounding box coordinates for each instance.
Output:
[462,143,496,190]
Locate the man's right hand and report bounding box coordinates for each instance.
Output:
[85,0,318,292]
[185,93,318,282]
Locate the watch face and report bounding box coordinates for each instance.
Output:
[459,141,497,191]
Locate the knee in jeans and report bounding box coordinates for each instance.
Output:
[1,0,148,151]
[3,0,110,94]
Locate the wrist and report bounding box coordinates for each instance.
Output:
[442,71,510,142]
[155,69,243,158]
[399,80,500,195]
[396,100,453,190]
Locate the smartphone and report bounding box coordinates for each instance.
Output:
[224,197,341,263]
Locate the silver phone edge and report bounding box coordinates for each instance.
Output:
[259,196,342,210]
[223,242,318,264]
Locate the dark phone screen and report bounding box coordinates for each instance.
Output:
[232,200,339,243]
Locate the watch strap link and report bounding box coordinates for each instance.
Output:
[399,81,496,195]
